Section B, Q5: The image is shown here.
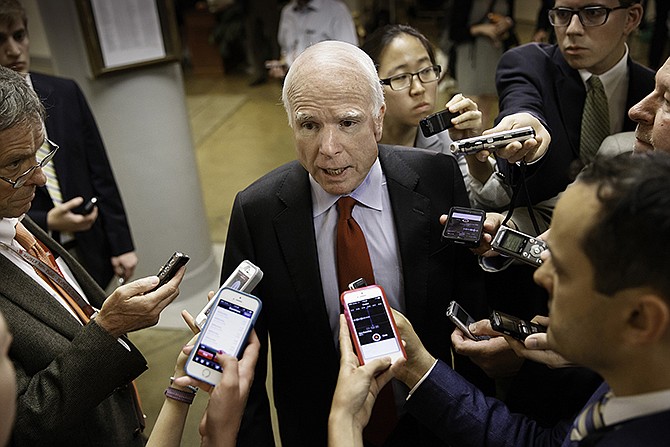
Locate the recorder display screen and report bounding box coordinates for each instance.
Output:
[193,299,254,372]
[444,211,483,241]
[500,231,526,253]
[347,296,400,360]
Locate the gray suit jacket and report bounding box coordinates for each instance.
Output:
[222,145,491,446]
[0,217,146,446]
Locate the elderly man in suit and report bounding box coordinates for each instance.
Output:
[0,0,137,288]
[0,66,184,445]
[222,40,491,446]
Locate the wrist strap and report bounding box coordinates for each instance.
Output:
[165,386,195,405]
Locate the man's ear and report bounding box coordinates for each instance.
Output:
[374,104,386,142]
[623,3,644,36]
[626,293,670,344]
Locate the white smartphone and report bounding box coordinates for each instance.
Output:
[341,285,406,364]
[185,288,262,386]
[195,260,263,329]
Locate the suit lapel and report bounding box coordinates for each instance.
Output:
[378,147,431,319]
[273,164,336,350]
[553,51,585,158]
[0,245,83,339]
[22,217,106,308]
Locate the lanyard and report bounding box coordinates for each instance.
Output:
[0,241,98,319]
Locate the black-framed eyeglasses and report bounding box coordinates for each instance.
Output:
[548,5,629,27]
[380,65,441,91]
[0,139,59,189]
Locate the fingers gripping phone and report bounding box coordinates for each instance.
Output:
[420,109,458,137]
[150,251,190,292]
[490,310,547,342]
[185,288,261,386]
[341,285,406,364]
[195,260,263,329]
[446,301,489,341]
[442,206,486,247]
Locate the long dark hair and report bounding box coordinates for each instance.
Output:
[360,24,437,72]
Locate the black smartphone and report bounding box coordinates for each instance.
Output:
[150,251,190,292]
[81,197,98,215]
[490,310,547,342]
[442,206,486,247]
[420,109,458,137]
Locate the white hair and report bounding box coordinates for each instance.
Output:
[281,41,385,128]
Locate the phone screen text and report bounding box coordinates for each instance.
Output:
[348,295,400,360]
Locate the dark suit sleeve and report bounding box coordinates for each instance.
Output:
[220,194,275,447]
[10,320,146,444]
[405,360,572,447]
[495,45,550,131]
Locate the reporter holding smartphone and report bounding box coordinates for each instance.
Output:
[0,66,185,446]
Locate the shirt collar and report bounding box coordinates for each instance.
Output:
[0,217,20,246]
[604,387,670,426]
[310,158,383,218]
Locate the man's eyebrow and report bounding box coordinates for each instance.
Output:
[295,112,313,122]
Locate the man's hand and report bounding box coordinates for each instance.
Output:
[504,316,575,369]
[94,266,185,337]
[482,113,551,163]
[452,319,524,378]
[46,197,98,232]
[111,251,138,282]
[389,310,436,389]
[329,315,395,447]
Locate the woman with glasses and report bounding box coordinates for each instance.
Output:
[361,24,511,210]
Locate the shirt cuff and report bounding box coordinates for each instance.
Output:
[406,359,439,401]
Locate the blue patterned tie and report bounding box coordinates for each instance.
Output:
[570,390,613,441]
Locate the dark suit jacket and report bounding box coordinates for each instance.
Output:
[406,360,573,446]
[409,362,670,447]
[0,217,146,446]
[222,145,492,446]
[28,72,134,287]
[495,43,655,205]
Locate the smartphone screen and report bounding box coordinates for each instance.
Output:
[345,292,403,362]
[187,290,261,384]
[442,207,485,247]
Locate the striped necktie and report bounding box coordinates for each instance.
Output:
[37,139,63,204]
[570,390,613,441]
[580,75,610,164]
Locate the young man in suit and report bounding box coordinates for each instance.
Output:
[488,0,654,205]
[0,66,184,445]
[222,40,491,446]
[0,0,137,288]
[332,150,670,446]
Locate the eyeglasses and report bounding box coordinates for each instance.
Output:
[0,139,59,189]
[548,5,629,27]
[380,65,441,91]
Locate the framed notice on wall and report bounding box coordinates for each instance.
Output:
[75,0,180,77]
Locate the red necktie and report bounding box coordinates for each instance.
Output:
[336,196,375,294]
[335,197,396,445]
[14,222,94,323]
